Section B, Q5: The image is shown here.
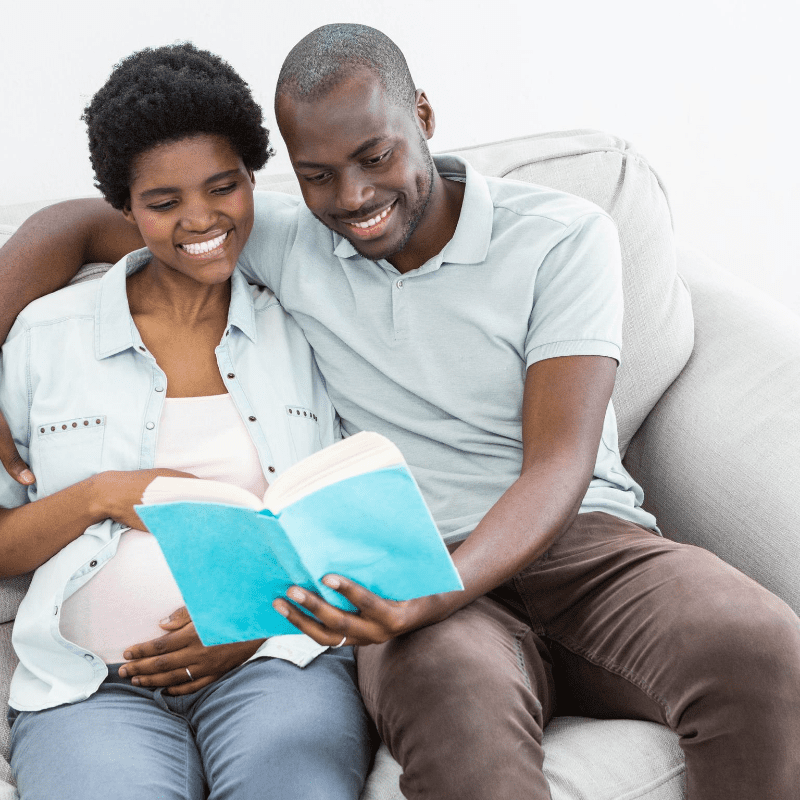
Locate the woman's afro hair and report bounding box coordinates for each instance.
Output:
[82,42,272,210]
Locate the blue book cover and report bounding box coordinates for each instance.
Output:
[135,433,463,645]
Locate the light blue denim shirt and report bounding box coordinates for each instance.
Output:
[0,250,338,711]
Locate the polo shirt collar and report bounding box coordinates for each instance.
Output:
[332,154,493,267]
[95,249,257,360]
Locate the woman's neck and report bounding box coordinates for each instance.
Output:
[126,260,231,327]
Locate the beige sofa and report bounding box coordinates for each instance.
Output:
[2,130,799,799]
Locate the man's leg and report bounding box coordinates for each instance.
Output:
[517,511,800,800]
[356,597,556,800]
[190,649,374,800]
[9,680,205,800]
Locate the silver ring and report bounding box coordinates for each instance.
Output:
[331,635,347,648]
[185,667,193,681]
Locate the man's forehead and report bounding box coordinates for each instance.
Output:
[278,71,408,160]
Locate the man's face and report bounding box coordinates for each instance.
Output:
[277,69,436,262]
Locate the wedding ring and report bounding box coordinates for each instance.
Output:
[185,667,194,681]
[331,635,348,648]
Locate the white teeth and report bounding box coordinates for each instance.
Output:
[180,231,228,255]
[350,205,392,229]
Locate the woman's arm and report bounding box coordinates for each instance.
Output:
[0,468,192,578]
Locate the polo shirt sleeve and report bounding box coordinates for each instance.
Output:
[525,211,623,368]
[237,192,303,299]
[0,319,33,509]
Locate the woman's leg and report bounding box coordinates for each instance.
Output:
[9,681,205,800]
[191,650,374,800]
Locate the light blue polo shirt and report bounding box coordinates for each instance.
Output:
[239,154,657,543]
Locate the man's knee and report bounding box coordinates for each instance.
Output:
[674,583,800,721]
[357,599,551,734]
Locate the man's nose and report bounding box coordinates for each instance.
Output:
[336,171,375,212]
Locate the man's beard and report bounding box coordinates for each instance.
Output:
[315,143,436,263]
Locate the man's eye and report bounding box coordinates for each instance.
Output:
[365,150,391,166]
[303,173,331,184]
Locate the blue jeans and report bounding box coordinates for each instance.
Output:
[9,649,373,800]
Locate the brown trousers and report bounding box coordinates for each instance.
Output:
[357,512,800,799]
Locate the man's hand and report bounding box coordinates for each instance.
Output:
[0,410,34,486]
[118,606,265,695]
[273,576,463,647]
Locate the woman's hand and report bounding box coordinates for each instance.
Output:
[92,469,196,530]
[118,606,265,695]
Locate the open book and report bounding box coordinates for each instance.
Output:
[136,431,463,645]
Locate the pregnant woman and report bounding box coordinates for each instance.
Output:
[0,43,371,800]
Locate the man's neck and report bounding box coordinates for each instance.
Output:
[388,175,466,274]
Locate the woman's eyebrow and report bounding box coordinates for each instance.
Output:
[138,170,243,200]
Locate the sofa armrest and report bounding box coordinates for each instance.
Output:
[624,244,800,613]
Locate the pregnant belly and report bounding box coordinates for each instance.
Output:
[59,528,186,664]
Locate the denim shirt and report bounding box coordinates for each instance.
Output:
[0,250,338,711]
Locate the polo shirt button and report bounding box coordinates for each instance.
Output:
[396,279,404,288]
[146,422,155,430]
[155,386,164,392]
[248,416,257,422]
[268,466,276,473]
[227,373,235,379]
[90,560,98,568]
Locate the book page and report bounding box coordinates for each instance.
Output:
[264,431,404,513]
[141,476,265,511]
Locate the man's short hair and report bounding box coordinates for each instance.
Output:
[275,24,416,111]
[83,42,272,210]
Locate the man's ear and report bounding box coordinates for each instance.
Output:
[414,89,436,141]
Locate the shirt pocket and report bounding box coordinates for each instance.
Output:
[284,405,322,459]
[34,416,106,494]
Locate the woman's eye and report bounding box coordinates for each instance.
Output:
[148,200,176,211]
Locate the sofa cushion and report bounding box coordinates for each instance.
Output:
[1,620,18,780]
[361,718,684,800]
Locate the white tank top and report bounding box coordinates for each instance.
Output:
[59,394,268,663]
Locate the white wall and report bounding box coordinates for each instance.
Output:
[2,0,798,313]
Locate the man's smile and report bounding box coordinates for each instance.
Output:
[341,202,396,239]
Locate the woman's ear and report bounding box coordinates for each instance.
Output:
[121,199,135,225]
[248,169,256,188]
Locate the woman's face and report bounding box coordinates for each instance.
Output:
[123,134,256,285]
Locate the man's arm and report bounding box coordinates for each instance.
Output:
[273,354,617,644]
[0,198,142,482]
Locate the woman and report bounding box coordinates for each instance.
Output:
[0,44,372,800]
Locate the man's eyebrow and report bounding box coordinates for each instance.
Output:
[293,137,389,170]
[137,169,242,199]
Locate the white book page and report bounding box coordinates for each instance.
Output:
[264,431,404,513]
[141,476,265,511]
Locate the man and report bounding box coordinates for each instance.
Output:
[2,24,799,800]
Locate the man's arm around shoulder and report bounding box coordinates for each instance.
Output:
[0,197,142,482]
